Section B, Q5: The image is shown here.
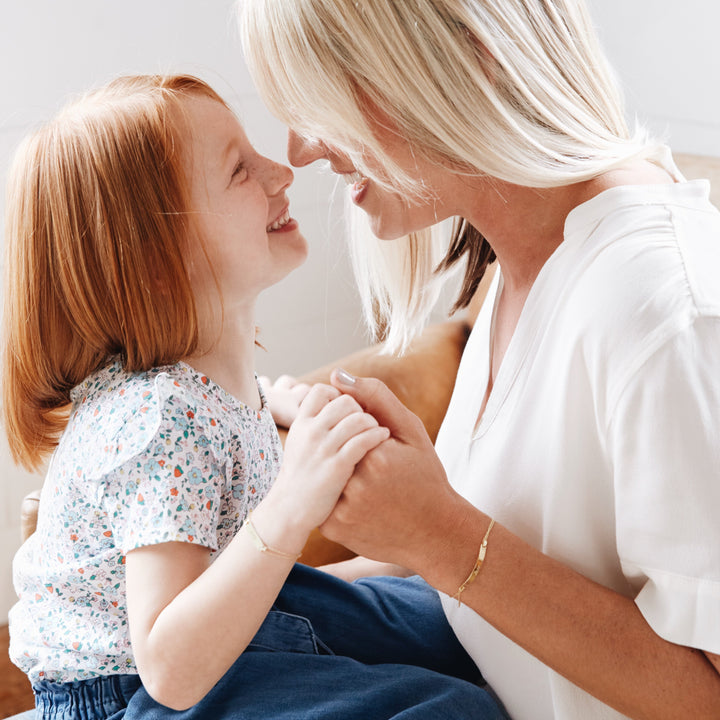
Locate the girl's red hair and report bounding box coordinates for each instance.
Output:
[2,74,227,470]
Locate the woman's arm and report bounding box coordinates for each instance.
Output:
[126,385,389,710]
[322,373,720,720]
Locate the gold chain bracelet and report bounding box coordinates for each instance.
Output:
[242,510,302,561]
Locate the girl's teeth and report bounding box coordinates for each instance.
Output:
[268,210,290,231]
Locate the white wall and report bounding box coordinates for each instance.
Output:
[1,1,719,624]
[588,0,720,156]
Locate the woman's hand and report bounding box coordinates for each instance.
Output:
[320,370,468,572]
[257,383,390,553]
[258,374,311,427]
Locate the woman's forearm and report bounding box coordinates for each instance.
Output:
[414,498,720,720]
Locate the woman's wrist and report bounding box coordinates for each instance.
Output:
[408,492,493,598]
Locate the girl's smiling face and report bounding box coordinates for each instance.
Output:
[180,95,308,315]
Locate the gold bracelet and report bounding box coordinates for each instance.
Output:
[242,510,302,561]
[453,518,495,607]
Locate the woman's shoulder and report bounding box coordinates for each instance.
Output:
[565,180,720,327]
[551,183,720,404]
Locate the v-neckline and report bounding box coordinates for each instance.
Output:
[472,276,502,435]
[470,243,571,441]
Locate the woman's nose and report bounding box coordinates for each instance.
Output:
[287,129,326,167]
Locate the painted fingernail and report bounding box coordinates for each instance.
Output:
[335,368,356,385]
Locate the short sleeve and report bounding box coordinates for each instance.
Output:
[99,372,229,554]
[609,316,720,654]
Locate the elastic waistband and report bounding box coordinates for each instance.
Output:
[33,674,142,720]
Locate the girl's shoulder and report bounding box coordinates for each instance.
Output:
[71,359,193,404]
[69,360,237,420]
[71,360,264,418]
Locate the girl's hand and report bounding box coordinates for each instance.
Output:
[255,383,390,553]
[258,374,311,427]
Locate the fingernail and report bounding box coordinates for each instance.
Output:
[335,368,356,385]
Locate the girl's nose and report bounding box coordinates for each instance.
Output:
[287,129,326,167]
[261,157,294,197]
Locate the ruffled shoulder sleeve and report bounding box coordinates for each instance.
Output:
[64,364,230,554]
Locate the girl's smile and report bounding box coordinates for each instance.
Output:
[267,207,295,232]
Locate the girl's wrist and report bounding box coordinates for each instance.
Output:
[249,491,311,558]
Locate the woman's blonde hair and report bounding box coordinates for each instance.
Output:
[2,74,227,470]
[240,0,660,350]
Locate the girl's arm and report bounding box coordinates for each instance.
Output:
[321,373,720,720]
[126,384,389,711]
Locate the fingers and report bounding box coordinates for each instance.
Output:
[314,393,364,427]
[336,425,390,466]
[289,383,387,457]
[289,382,311,400]
[260,374,305,390]
[330,369,424,441]
[258,375,311,398]
[302,392,384,449]
[324,405,379,449]
[296,383,342,417]
[274,375,311,400]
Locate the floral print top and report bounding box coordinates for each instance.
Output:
[9,360,281,683]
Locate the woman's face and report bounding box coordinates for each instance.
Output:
[287,122,472,240]
[182,96,308,311]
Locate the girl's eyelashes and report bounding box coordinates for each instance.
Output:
[231,161,248,182]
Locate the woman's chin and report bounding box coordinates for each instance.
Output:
[369,216,410,241]
[361,193,416,240]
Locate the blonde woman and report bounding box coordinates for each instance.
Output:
[240,1,720,718]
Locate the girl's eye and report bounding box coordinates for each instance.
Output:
[232,163,248,182]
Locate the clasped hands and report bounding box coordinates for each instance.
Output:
[259,370,454,571]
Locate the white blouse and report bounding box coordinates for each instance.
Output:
[436,175,720,719]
